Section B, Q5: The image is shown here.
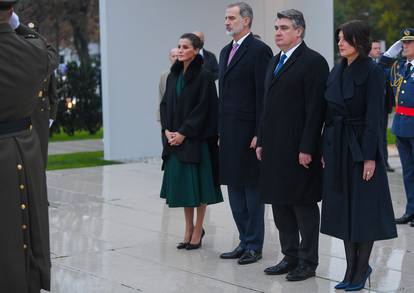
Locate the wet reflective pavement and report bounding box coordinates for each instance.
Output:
[46,157,413,293]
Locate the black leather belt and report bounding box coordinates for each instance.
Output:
[0,117,31,135]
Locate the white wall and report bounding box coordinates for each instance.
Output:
[100,0,333,160]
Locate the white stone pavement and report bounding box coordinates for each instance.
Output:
[42,149,414,293]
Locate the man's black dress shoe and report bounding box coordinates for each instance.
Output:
[410,219,414,227]
[264,259,298,275]
[238,250,262,265]
[286,264,316,281]
[220,246,245,259]
[395,213,414,224]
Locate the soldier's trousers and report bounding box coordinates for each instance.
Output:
[397,136,414,215]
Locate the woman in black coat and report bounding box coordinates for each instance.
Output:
[321,21,397,291]
[160,33,223,250]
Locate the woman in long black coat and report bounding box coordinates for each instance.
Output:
[160,33,223,250]
[321,21,397,291]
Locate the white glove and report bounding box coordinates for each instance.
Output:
[49,119,54,128]
[384,40,402,58]
[9,12,20,30]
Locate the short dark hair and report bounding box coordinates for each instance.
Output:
[180,33,203,50]
[227,2,254,28]
[336,20,371,57]
[277,9,306,38]
[371,39,380,44]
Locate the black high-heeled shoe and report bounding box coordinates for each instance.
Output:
[186,229,205,250]
[177,229,194,249]
[176,242,189,249]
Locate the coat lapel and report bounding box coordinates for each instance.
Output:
[224,33,253,76]
[271,42,305,86]
[324,60,345,107]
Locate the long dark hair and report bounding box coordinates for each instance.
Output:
[336,20,371,57]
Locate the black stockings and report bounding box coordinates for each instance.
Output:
[342,240,373,283]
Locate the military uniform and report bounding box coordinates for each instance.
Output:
[380,28,414,220]
[24,22,58,167]
[0,2,58,292]
[32,74,58,167]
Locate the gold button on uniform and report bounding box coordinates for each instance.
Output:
[21,204,26,210]
[402,90,405,94]
[22,224,27,230]
[38,91,43,97]
[19,184,25,190]
[17,164,23,170]
[404,80,407,84]
[40,109,44,112]
[23,244,27,249]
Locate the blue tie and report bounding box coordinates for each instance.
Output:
[273,54,287,76]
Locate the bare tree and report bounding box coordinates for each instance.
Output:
[16,0,99,65]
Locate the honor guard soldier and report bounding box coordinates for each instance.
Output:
[0,2,58,292]
[380,28,414,227]
[26,21,58,167]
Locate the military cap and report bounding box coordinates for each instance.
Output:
[401,28,414,41]
[0,0,17,10]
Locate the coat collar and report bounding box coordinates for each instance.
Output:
[170,54,203,84]
[271,41,307,85]
[0,23,13,34]
[325,56,374,106]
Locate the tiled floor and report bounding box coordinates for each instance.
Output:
[45,155,412,293]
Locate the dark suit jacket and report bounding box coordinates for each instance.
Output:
[218,33,273,186]
[258,42,329,204]
[202,49,219,81]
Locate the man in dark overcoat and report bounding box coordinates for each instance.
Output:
[218,2,272,265]
[0,4,58,292]
[193,31,219,81]
[256,9,329,281]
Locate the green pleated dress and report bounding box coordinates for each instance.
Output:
[160,74,223,208]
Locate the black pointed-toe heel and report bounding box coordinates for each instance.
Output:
[186,229,205,250]
[176,242,189,249]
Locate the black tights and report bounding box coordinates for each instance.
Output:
[342,240,373,283]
